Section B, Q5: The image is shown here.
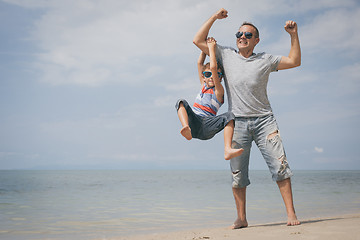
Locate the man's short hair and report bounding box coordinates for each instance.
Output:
[241,22,259,38]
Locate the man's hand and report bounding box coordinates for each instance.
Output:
[284,20,298,35]
[214,8,228,20]
[193,8,227,55]
[278,20,301,70]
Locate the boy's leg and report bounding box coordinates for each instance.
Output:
[177,103,192,140]
[224,120,244,160]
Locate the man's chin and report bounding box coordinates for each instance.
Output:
[237,45,248,50]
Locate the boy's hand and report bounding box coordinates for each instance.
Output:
[284,20,298,35]
[207,37,217,49]
[214,8,228,20]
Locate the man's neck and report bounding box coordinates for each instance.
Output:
[238,49,254,58]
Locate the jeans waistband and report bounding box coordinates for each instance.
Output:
[234,114,273,120]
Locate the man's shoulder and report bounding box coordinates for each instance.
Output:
[252,52,282,71]
[216,45,237,63]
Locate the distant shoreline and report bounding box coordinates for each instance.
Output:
[1,169,359,171]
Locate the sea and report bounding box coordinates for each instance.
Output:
[0,170,359,240]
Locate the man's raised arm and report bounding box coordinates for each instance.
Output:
[277,20,301,70]
[193,8,228,56]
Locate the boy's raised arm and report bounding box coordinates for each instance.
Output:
[197,52,206,84]
[207,37,224,103]
[193,8,228,56]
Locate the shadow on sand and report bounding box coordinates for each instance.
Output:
[248,216,353,228]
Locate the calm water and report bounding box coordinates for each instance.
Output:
[0,170,359,240]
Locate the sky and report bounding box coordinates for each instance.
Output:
[0,0,359,170]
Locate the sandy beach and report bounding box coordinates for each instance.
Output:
[100,214,360,240]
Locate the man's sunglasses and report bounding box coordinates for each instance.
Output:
[235,31,253,39]
[203,71,223,78]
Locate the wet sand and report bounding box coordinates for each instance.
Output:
[99,214,360,240]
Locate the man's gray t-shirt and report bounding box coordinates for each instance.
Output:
[216,45,282,117]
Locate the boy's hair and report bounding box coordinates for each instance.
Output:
[241,21,259,38]
[203,62,224,74]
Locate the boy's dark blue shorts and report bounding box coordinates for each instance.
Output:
[175,99,235,140]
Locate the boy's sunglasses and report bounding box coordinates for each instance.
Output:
[235,31,253,39]
[203,71,223,78]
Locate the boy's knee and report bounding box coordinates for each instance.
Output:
[176,99,188,110]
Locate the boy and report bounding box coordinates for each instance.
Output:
[175,37,243,160]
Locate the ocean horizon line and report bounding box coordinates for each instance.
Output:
[1,168,360,171]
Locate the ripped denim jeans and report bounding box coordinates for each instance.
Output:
[230,114,293,188]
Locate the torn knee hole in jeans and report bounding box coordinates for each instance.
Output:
[267,130,281,146]
[278,155,288,173]
[267,130,279,140]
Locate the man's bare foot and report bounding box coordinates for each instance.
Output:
[180,126,192,140]
[224,147,244,160]
[287,215,301,226]
[230,218,248,229]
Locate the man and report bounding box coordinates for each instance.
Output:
[193,8,301,228]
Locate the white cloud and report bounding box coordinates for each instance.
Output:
[269,60,360,100]
[314,147,324,153]
[165,76,199,92]
[268,68,316,96]
[300,7,360,55]
[312,156,354,165]
[262,2,360,56]
[6,0,214,86]
[154,95,178,108]
[6,0,358,87]
[335,63,360,95]
[9,0,356,87]
[278,99,360,129]
[0,151,39,159]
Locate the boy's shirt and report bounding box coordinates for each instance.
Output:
[192,84,223,117]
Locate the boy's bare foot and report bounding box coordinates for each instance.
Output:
[287,215,301,226]
[224,147,244,160]
[230,218,248,229]
[180,126,192,140]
